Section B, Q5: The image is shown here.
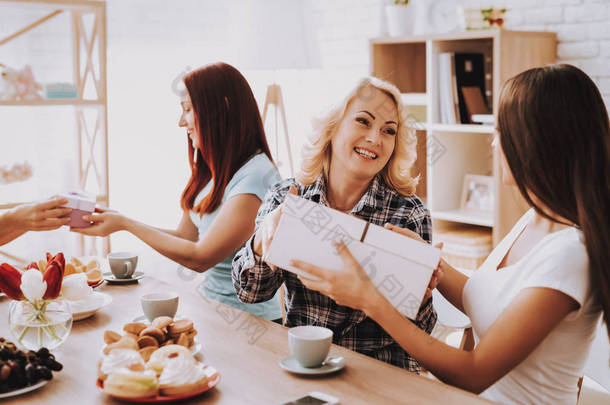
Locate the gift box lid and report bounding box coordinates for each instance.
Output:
[282,194,441,269]
[58,191,95,211]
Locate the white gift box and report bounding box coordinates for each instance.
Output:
[59,191,95,228]
[266,195,441,320]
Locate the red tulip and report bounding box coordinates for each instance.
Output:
[50,252,65,271]
[0,263,24,300]
[42,261,64,300]
[25,262,39,271]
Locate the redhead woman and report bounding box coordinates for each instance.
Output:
[232,77,438,372]
[291,65,609,404]
[74,63,282,320]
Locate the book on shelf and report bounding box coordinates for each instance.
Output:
[439,52,490,125]
[439,52,459,124]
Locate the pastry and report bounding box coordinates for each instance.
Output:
[139,327,165,343]
[137,335,159,349]
[138,347,157,362]
[152,316,173,330]
[123,322,147,335]
[146,344,193,375]
[104,330,121,344]
[104,335,138,355]
[158,355,209,396]
[168,320,193,337]
[103,368,159,398]
[176,333,189,348]
[98,349,144,380]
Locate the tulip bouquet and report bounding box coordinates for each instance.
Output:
[0,253,87,349]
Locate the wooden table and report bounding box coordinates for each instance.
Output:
[0,264,495,404]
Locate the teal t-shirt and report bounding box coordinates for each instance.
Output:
[189,153,282,320]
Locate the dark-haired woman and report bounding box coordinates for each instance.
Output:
[289,64,609,404]
[74,63,282,320]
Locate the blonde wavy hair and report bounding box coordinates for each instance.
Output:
[297,76,419,196]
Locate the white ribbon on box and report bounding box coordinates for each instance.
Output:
[266,195,441,320]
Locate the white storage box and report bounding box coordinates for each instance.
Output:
[266,195,441,320]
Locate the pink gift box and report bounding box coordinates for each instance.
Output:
[59,192,95,228]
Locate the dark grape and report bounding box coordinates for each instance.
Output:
[47,359,63,371]
[36,348,50,359]
[0,347,9,361]
[25,364,38,384]
[36,365,52,380]
[0,383,8,393]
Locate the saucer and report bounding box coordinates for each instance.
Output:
[279,355,345,375]
[103,271,145,284]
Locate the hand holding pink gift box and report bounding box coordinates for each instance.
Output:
[58,192,96,228]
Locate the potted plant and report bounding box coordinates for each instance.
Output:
[385,0,416,37]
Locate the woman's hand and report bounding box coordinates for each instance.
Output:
[384,222,444,302]
[9,197,71,231]
[71,207,125,237]
[252,185,298,264]
[291,241,383,313]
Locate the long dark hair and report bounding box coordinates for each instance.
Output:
[498,64,610,336]
[180,62,274,215]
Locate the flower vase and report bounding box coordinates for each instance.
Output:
[8,299,73,350]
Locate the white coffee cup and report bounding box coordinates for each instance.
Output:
[288,326,333,368]
[108,252,138,279]
[140,292,179,323]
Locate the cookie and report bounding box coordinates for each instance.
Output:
[138,346,157,362]
[137,335,159,349]
[123,322,147,335]
[152,316,173,329]
[168,320,194,336]
[104,330,121,344]
[139,327,165,343]
[176,333,189,348]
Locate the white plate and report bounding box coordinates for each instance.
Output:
[68,292,113,321]
[0,380,48,398]
[279,355,345,375]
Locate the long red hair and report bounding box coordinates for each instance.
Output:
[180,62,274,215]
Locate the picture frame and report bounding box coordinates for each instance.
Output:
[460,174,494,214]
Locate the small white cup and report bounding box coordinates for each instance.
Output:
[289,326,333,368]
[108,252,138,279]
[140,292,179,323]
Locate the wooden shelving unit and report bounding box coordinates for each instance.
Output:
[371,29,557,245]
[0,0,109,258]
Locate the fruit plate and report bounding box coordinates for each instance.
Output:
[0,380,48,399]
[69,292,113,321]
[96,366,220,403]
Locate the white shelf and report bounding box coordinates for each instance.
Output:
[425,123,495,134]
[432,209,493,227]
[0,99,105,107]
[401,93,427,106]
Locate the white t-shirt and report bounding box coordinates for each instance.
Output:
[462,209,602,405]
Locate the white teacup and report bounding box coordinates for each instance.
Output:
[140,292,179,323]
[108,252,138,279]
[289,326,333,368]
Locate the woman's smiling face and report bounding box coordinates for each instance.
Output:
[330,86,398,181]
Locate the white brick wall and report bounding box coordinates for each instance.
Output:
[308,0,610,108]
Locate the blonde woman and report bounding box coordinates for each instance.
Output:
[232,77,438,372]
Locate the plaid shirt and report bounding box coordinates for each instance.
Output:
[232,174,436,373]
